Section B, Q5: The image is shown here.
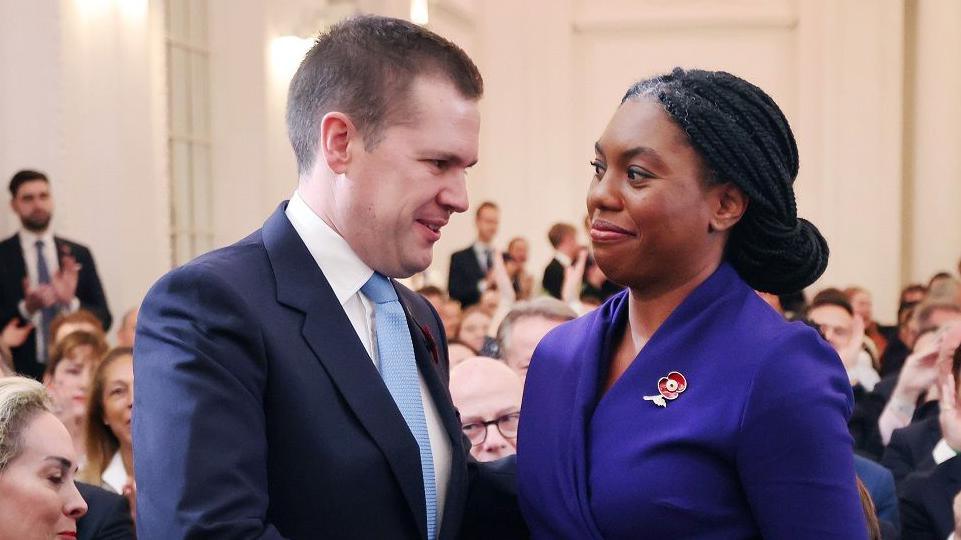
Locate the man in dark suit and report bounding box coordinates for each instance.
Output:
[447,201,499,308]
[75,482,135,540]
[899,453,961,539]
[0,170,111,379]
[883,413,942,484]
[541,222,578,299]
[134,16,524,540]
[899,342,961,539]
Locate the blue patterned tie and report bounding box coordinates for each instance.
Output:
[361,272,437,540]
[35,240,57,362]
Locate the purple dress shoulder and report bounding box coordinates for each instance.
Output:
[517,263,867,539]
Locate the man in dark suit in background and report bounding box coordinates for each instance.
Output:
[447,201,499,308]
[0,170,111,379]
[541,222,578,299]
[134,16,524,540]
[900,338,961,539]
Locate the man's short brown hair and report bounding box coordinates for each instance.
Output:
[547,223,576,249]
[44,330,109,377]
[286,15,484,175]
[475,201,498,219]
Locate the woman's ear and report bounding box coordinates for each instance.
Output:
[709,183,748,233]
[318,112,356,175]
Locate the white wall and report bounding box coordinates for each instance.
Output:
[905,0,961,283]
[2,0,959,328]
[0,0,169,334]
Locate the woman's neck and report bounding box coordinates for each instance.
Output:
[624,260,721,352]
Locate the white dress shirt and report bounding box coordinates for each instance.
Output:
[554,251,572,267]
[17,229,79,363]
[101,451,128,494]
[285,191,451,528]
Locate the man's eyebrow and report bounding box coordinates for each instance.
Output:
[430,152,478,168]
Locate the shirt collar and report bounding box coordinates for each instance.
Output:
[18,228,54,250]
[473,241,492,254]
[554,251,572,267]
[285,191,373,306]
[101,451,127,494]
[933,438,958,465]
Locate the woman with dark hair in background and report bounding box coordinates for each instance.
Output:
[517,68,866,538]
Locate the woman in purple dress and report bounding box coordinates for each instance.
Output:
[517,68,867,539]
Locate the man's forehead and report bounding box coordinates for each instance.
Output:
[16,180,49,196]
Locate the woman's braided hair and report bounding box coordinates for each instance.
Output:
[623,67,828,294]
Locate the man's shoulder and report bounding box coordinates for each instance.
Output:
[76,481,126,507]
[0,233,20,254]
[53,235,91,253]
[148,230,269,298]
[450,245,475,260]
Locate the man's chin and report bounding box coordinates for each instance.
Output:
[22,216,51,232]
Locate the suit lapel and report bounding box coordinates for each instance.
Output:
[397,292,469,539]
[262,203,428,539]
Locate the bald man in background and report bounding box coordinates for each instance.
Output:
[450,358,523,463]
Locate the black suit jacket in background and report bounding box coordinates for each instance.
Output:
[882,416,941,485]
[76,482,135,540]
[448,245,486,308]
[541,258,564,299]
[0,234,111,379]
[899,454,961,540]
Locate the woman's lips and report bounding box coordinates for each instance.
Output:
[590,219,636,243]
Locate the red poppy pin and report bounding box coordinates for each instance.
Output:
[419,324,440,365]
[643,371,688,408]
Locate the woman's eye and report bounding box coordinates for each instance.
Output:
[627,167,652,182]
[48,474,64,485]
[589,160,605,176]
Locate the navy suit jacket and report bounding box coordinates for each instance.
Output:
[448,246,485,308]
[133,204,524,539]
[0,234,111,379]
[882,416,941,485]
[855,454,900,530]
[899,454,961,540]
[76,482,135,540]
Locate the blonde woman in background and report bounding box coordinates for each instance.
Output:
[0,376,87,537]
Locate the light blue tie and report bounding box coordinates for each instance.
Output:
[362,272,437,540]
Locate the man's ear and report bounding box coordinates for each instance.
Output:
[709,183,748,233]
[318,112,356,175]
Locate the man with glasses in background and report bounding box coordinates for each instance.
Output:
[450,357,523,462]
